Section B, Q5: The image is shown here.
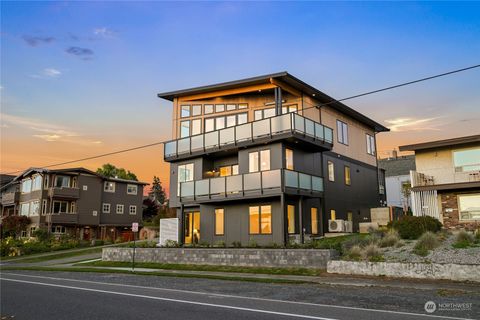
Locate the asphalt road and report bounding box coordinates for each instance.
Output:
[1,271,478,320]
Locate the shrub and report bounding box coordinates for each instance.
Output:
[32,228,52,242]
[345,245,362,261]
[379,230,400,248]
[362,243,382,261]
[213,240,226,248]
[247,238,258,248]
[164,240,179,248]
[389,216,442,239]
[413,231,439,256]
[231,241,242,248]
[453,230,475,249]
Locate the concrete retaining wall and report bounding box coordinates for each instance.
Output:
[102,248,337,269]
[327,260,480,282]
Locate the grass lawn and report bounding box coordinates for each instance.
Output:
[75,260,325,276]
[2,247,103,263]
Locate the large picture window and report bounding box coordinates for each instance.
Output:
[336,120,348,145]
[249,205,272,234]
[458,194,480,220]
[453,148,480,172]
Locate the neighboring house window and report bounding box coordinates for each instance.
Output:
[214,208,224,235]
[219,165,238,177]
[328,161,335,182]
[72,177,77,188]
[311,208,319,234]
[52,226,66,234]
[44,175,49,188]
[55,176,70,188]
[127,184,138,195]
[458,194,480,220]
[116,204,124,214]
[249,205,272,234]
[181,105,190,118]
[32,175,42,191]
[30,201,40,216]
[42,199,47,215]
[53,201,69,214]
[204,104,214,114]
[178,163,194,196]
[20,203,30,216]
[226,104,237,111]
[129,205,137,215]
[192,104,202,116]
[248,150,270,172]
[285,148,294,170]
[104,181,115,193]
[180,120,190,138]
[191,119,201,135]
[215,104,225,113]
[336,120,348,145]
[238,103,248,109]
[287,205,295,234]
[330,210,336,220]
[70,202,76,214]
[29,227,36,237]
[345,166,351,185]
[103,203,111,213]
[21,231,27,238]
[453,148,480,172]
[21,179,32,193]
[366,134,376,155]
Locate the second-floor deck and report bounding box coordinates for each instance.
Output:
[410,169,480,190]
[164,112,333,161]
[179,169,323,203]
[48,187,80,199]
[1,192,19,205]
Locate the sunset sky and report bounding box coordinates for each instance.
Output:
[1,1,479,191]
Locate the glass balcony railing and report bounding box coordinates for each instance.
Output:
[164,113,334,159]
[179,169,323,201]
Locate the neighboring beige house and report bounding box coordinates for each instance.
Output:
[399,135,480,230]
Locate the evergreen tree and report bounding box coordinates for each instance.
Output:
[151,176,166,204]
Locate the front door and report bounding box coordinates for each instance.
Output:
[184,211,200,244]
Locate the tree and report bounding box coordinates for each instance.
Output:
[1,216,31,238]
[150,176,166,205]
[96,163,138,181]
[142,198,159,221]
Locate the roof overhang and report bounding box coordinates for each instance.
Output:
[399,135,480,152]
[412,181,480,192]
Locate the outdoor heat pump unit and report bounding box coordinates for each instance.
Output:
[328,219,345,232]
[344,221,353,233]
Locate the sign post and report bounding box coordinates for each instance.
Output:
[131,222,139,272]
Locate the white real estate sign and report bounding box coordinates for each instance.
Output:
[159,218,179,246]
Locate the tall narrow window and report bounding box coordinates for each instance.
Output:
[71,202,76,213]
[42,199,47,215]
[311,208,318,234]
[336,120,348,145]
[366,134,376,155]
[178,163,194,196]
[215,208,224,235]
[181,105,190,118]
[285,148,294,170]
[330,210,336,220]
[287,205,295,234]
[260,150,270,171]
[345,166,351,185]
[328,161,335,182]
[249,206,260,234]
[180,120,190,138]
[249,152,259,173]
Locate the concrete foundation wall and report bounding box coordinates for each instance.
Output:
[327,260,480,282]
[103,247,337,268]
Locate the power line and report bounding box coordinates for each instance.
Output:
[4,64,479,175]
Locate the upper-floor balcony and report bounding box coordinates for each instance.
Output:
[410,169,480,189]
[1,192,19,205]
[48,187,80,199]
[164,113,334,162]
[179,169,323,203]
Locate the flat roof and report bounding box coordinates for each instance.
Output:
[157,72,389,132]
[399,135,480,152]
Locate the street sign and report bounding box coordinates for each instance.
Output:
[132,222,139,232]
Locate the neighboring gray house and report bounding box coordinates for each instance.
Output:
[0,167,147,240]
[378,155,416,210]
[158,72,389,246]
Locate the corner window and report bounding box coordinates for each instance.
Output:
[127,184,138,195]
[345,166,351,185]
[215,208,224,235]
[366,134,376,156]
[129,205,137,215]
[192,104,202,116]
[181,105,190,118]
[104,181,115,193]
[102,203,111,213]
[311,208,318,234]
[453,148,480,172]
[458,194,480,220]
[287,205,295,234]
[55,176,70,188]
[285,148,294,170]
[116,204,124,214]
[249,205,271,234]
[328,161,335,182]
[336,120,348,145]
[180,120,190,138]
[204,104,214,114]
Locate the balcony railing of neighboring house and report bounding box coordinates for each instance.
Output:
[179,169,323,203]
[164,113,334,160]
[48,187,80,199]
[0,192,19,205]
[410,169,480,187]
[410,170,435,187]
[45,212,78,224]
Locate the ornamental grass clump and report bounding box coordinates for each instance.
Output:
[362,243,383,262]
[345,245,362,261]
[379,230,400,248]
[413,231,439,256]
[453,230,475,249]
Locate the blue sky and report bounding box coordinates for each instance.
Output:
[1,1,479,184]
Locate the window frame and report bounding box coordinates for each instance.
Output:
[191,104,202,116]
[215,104,225,113]
[249,205,272,235]
[180,105,190,118]
[116,204,124,214]
[54,175,71,188]
[458,193,480,221]
[328,161,335,182]
[52,200,69,214]
[344,166,351,186]
[453,148,480,172]
[129,205,137,215]
[366,134,376,156]
[214,208,225,235]
[127,184,138,195]
[104,181,116,193]
[287,204,295,234]
[102,203,111,213]
[21,178,32,193]
[336,120,349,145]
[204,104,214,114]
[248,149,271,173]
[311,207,319,234]
[180,120,190,138]
[285,148,294,170]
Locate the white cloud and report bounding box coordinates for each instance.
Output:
[33,134,61,142]
[93,27,115,38]
[384,117,441,132]
[30,68,62,79]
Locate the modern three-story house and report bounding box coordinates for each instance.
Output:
[0,167,147,240]
[400,135,480,230]
[159,72,389,246]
